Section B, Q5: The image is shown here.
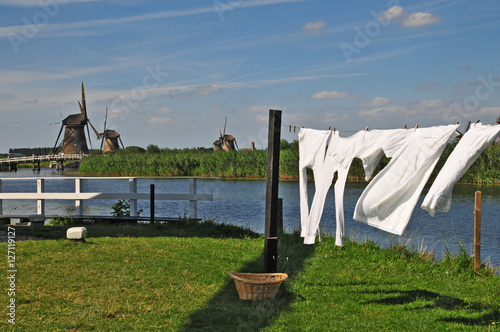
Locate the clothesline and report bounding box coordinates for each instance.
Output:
[282,119,480,134]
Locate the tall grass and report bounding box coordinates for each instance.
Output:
[78,141,500,183]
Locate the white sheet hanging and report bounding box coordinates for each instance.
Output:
[422,123,500,216]
[353,124,459,235]
[303,129,409,245]
[298,128,331,237]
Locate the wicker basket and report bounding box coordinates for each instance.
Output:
[228,272,288,301]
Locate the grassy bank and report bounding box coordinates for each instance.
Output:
[2,221,499,331]
[77,141,500,184]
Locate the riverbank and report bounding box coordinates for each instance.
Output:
[2,220,499,330]
[77,141,500,184]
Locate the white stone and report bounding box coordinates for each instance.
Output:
[67,227,87,240]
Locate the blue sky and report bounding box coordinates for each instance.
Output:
[1,0,500,153]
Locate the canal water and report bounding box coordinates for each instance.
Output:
[2,169,499,267]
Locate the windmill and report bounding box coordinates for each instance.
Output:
[100,107,125,153]
[213,117,238,151]
[454,121,471,142]
[52,83,100,154]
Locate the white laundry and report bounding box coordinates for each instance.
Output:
[298,128,331,237]
[422,123,500,216]
[353,124,459,235]
[303,129,409,245]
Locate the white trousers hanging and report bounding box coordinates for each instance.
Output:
[298,128,331,237]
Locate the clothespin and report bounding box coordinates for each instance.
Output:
[301,125,304,128]
[414,124,419,132]
[293,126,296,133]
[474,119,480,126]
[365,127,369,132]
[456,120,459,125]
[289,125,291,133]
[333,127,336,134]
[328,126,331,130]
[404,124,407,129]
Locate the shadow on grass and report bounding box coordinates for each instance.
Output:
[362,289,500,326]
[362,289,466,309]
[1,218,262,241]
[180,231,315,332]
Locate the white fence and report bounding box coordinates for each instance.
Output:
[0,154,85,164]
[0,177,212,219]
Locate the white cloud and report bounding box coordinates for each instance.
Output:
[379,5,405,21]
[148,117,172,125]
[169,84,225,99]
[0,0,307,38]
[108,108,127,119]
[365,97,391,107]
[402,12,440,28]
[256,114,268,122]
[378,6,439,29]
[0,0,100,6]
[248,105,280,113]
[359,100,447,117]
[417,82,441,91]
[302,21,327,34]
[155,107,172,114]
[311,91,353,99]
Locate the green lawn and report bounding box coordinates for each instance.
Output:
[1,221,499,331]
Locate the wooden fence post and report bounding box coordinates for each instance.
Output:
[37,178,45,215]
[75,178,83,216]
[150,184,155,225]
[0,179,2,215]
[264,109,281,273]
[129,178,138,216]
[189,178,197,219]
[474,191,481,272]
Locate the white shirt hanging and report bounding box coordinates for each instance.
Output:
[422,123,500,216]
[353,124,459,235]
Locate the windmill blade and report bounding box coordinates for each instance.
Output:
[52,123,64,153]
[81,82,87,115]
[223,116,227,137]
[78,100,84,114]
[86,121,93,152]
[100,107,108,153]
[87,118,101,139]
[233,139,239,151]
[103,107,108,133]
[455,129,463,136]
[118,136,125,149]
[100,136,105,153]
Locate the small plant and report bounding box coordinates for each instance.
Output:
[111,199,143,217]
[48,216,77,226]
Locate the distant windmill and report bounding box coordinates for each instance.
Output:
[52,83,100,154]
[213,117,238,151]
[100,107,124,153]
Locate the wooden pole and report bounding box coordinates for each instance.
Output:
[150,184,155,225]
[264,109,281,273]
[474,191,481,272]
[277,198,283,233]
